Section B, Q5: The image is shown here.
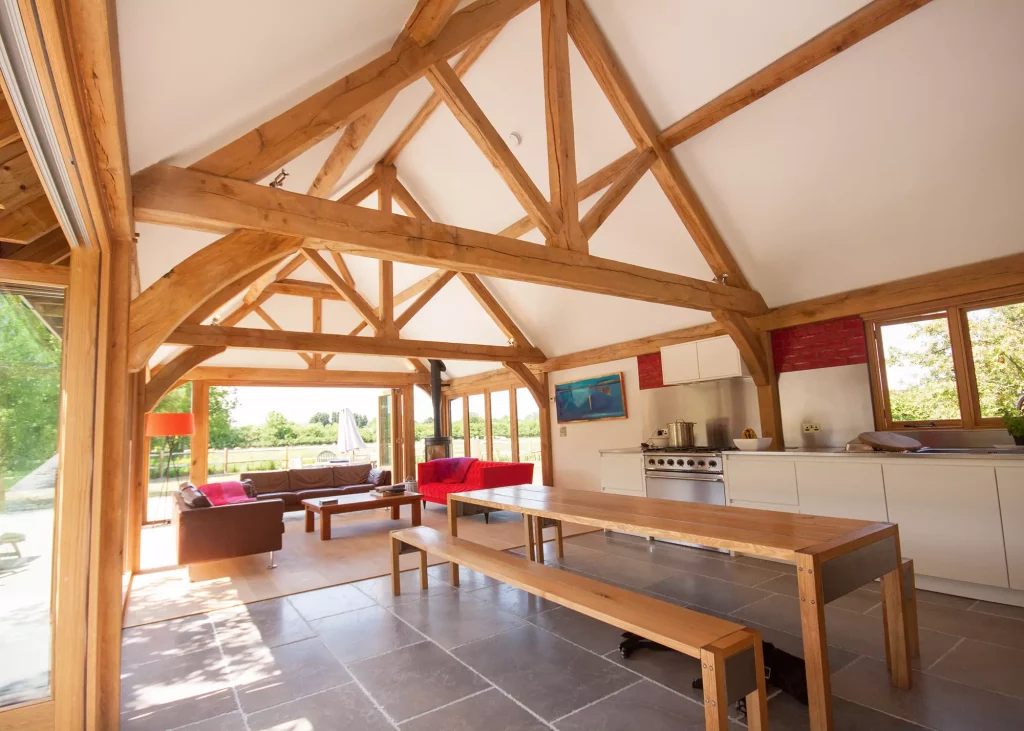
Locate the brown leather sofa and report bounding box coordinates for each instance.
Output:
[174,492,285,568]
[241,464,391,512]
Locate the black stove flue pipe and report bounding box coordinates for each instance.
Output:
[429,359,446,438]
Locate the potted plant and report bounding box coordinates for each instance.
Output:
[1002,408,1024,446]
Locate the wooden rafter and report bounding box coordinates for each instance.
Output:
[395,270,456,330]
[382,25,504,165]
[144,345,225,412]
[6,227,70,263]
[300,247,384,332]
[167,323,546,363]
[392,178,431,220]
[579,147,654,239]
[253,303,316,367]
[311,296,324,368]
[190,0,536,182]
[132,164,765,315]
[243,253,304,306]
[540,0,585,252]
[395,269,450,307]
[183,366,431,388]
[458,273,533,349]
[306,0,461,198]
[0,258,69,287]
[425,61,562,240]
[566,0,749,289]
[0,195,58,244]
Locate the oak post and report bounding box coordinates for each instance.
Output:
[189,382,209,485]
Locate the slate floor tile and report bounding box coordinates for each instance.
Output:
[646,572,771,614]
[229,637,351,714]
[466,583,560,618]
[352,572,457,607]
[927,638,1024,699]
[246,684,393,731]
[755,574,882,613]
[526,606,625,655]
[868,597,1024,651]
[453,624,635,721]
[392,590,523,649]
[311,604,422,664]
[286,582,376,622]
[168,712,248,731]
[348,641,489,722]
[401,688,548,731]
[209,597,314,654]
[554,680,727,730]
[967,599,1024,621]
[121,615,216,669]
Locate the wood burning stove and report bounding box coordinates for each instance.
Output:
[424,359,452,461]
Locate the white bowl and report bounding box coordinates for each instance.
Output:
[733,437,773,451]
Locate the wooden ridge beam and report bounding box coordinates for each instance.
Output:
[300,247,385,332]
[183,366,432,388]
[395,270,456,330]
[426,61,562,240]
[132,164,766,315]
[307,0,461,198]
[383,26,504,165]
[580,147,654,239]
[167,323,547,363]
[566,0,749,288]
[541,0,585,252]
[190,0,537,182]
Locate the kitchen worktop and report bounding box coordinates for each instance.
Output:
[725,447,1024,460]
[597,447,644,455]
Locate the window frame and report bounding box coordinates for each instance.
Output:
[865,291,1024,431]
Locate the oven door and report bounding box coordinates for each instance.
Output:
[644,471,726,505]
[643,471,727,551]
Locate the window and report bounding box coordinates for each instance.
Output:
[866,295,1024,430]
[0,286,64,708]
[516,388,543,484]
[449,397,465,457]
[489,390,511,462]
[467,394,485,458]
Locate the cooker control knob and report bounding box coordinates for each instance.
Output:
[648,458,656,465]
[709,460,718,468]
[686,459,695,467]
[697,460,706,467]
[667,459,675,466]
[657,459,665,465]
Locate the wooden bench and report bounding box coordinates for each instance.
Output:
[390,526,769,731]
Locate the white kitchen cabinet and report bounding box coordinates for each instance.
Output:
[660,336,746,385]
[883,463,1008,587]
[796,461,888,522]
[600,452,645,495]
[725,457,799,505]
[997,467,1024,590]
[660,341,699,384]
[696,336,746,381]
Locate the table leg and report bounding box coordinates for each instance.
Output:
[390,536,401,596]
[411,499,422,527]
[903,559,920,658]
[391,504,400,520]
[796,553,834,731]
[555,520,564,558]
[881,566,913,690]
[447,498,460,587]
[304,509,314,533]
[746,635,770,731]
[523,514,535,561]
[320,512,331,541]
[699,646,729,731]
[534,516,545,563]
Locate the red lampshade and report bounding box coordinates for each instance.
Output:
[145,412,195,437]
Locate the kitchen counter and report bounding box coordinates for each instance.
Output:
[725,448,1024,460]
[597,447,644,455]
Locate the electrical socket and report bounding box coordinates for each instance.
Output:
[559,426,567,437]
[803,423,822,433]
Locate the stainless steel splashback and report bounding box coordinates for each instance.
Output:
[640,378,759,449]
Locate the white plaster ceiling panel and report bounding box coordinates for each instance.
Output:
[483,276,714,357]
[135,223,222,290]
[673,0,1024,306]
[204,348,313,369]
[582,0,869,131]
[321,299,365,336]
[399,277,510,346]
[259,294,323,332]
[442,360,509,378]
[117,0,417,171]
[323,354,419,372]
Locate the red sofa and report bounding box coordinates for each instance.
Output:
[417,458,534,506]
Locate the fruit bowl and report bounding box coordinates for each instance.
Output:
[733,437,773,451]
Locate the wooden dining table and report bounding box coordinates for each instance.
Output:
[447,485,919,731]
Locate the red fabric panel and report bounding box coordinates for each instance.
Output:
[637,352,665,390]
[771,317,868,373]
[419,461,535,504]
[201,481,256,506]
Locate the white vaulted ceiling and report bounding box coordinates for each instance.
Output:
[119,0,1024,375]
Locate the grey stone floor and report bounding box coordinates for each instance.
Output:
[121,529,1024,731]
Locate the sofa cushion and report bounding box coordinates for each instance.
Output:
[368,468,391,487]
[240,479,259,499]
[241,470,291,494]
[256,491,301,506]
[420,482,475,504]
[180,483,211,508]
[289,466,334,491]
[332,464,372,486]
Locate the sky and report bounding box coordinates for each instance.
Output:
[229,385,535,426]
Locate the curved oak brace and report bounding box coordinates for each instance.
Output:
[143,345,225,413]
[127,229,302,371]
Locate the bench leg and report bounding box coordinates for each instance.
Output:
[533,516,545,563]
[390,536,402,596]
[700,647,729,731]
[447,499,460,587]
[746,636,770,731]
[523,514,535,561]
[881,565,913,690]
[419,549,429,590]
[797,553,834,731]
[555,520,564,559]
[903,559,920,659]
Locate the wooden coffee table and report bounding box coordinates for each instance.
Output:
[303,492,423,541]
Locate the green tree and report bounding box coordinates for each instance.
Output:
[309,412,332,427]
[208,387,237,448]
[353,412,369,428]
[0,294,62,481]
[967,303,1024,417]
[262,410,297,443]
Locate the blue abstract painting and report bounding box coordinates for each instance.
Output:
[554,373,628,424]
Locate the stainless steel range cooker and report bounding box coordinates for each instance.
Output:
[643,447,727,550]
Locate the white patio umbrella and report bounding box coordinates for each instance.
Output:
[336,407,367,460]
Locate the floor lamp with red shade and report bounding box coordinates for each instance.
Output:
[145,412,195,524]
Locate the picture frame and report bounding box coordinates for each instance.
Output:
[554,372,628,424]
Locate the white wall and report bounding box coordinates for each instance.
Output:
[549,358,644,491]
[778,363,875,448]
[641,378,760,448]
